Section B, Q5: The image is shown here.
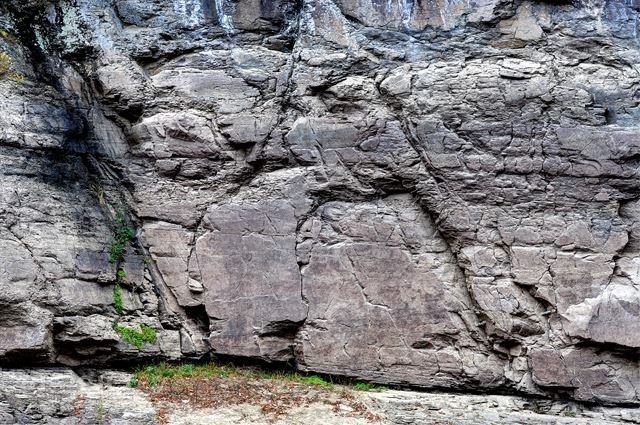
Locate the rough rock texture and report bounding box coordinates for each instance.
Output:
[1,0,640,406]
[0,368,638,424]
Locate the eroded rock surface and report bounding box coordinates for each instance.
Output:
[1,0,640,406]
[0,368,638,424]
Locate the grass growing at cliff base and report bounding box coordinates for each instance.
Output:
[131,362,389,392]
[132,363,236,387]
[352,382,388,391]
[130,362,383,422]
[131,362,337,389]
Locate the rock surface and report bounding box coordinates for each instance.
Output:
[1,0,640,407]
[0,368,638,424]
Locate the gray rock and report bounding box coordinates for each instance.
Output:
[0,368,637,425]
[2,0,640,407]
[198,200,308,361]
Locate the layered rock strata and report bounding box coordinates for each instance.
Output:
[1,0,640,405]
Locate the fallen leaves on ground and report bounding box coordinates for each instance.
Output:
[136,368,381,423]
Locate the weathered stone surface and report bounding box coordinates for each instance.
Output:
[530,348,640,404]
[0,368,638,425]
[0,369,158,424]
[297,195,504,388]
[198,200,308,361]
[2,0,640,407]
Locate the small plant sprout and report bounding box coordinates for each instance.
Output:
[109,214,134,264]
[114,323,157,348]
[128,375,138,388]
[113,284,123,315]
[300,375,332,388]
[116,269,126,282]
[353,382,388,391]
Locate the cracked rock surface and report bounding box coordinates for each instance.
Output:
[0,368,638,424]
[1,0,640,407]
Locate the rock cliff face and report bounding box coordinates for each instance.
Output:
[1,0,640,406]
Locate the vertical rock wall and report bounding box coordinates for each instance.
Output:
[1,0,640,405]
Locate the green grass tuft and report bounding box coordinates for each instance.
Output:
[114,323,156,348]
[352,382,388,391]
[133,363,237,387]
[179,364,196,376]
[299,374,333,387]
[109,215,134,264]
[116,269,126,282]
[113,283,123,315]
[131,362,355,392]
[128,375,138,388]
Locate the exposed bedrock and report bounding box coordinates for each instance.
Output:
[1,0,640,406]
